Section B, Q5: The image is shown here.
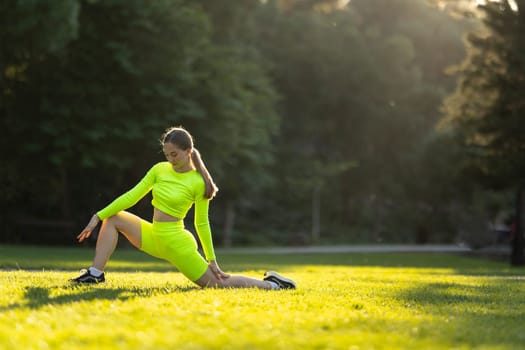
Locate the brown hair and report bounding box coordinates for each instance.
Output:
[161,126,218,199]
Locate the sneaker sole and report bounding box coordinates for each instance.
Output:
[264,271,296,289]
[69,279,105,284]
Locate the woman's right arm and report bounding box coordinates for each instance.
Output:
[96,165,157,220]
[76,165,157,243]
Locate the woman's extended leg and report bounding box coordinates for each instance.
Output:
[92,211,143,270]
[195,268,274,289]
[194,268,296,290]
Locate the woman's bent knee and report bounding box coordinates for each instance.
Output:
[103,213,123,228]
[104,212,142,249]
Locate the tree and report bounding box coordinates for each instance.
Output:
[180,44,279,247]
[3,0,215,223]
[1,0,80,236]
[187,1,283,246]
[249,0,473,243]
[441,0,525,265]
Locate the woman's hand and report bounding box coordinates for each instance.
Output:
[76,214,100,243]
[208,260,230,280]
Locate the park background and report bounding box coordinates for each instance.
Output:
[1,0,524,263]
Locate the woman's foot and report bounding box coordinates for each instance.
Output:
[69,268,105,284]
[263,271,296,289]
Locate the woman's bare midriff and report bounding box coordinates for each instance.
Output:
[153,208,182,222]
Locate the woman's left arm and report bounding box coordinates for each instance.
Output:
[194,198,229,279]
[193,197,216,262]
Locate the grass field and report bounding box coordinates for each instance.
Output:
[1,244,524,350]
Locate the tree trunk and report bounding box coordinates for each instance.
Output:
[511,188,525,266]
[60,167,71,219]
[311,183,321,244]
[222,200,235,248]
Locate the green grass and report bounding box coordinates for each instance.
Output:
[1,245,525,350]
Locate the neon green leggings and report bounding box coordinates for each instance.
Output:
[140,220,208,281]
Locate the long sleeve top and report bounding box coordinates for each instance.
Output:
[96,161,215,260]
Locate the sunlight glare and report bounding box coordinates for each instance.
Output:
[476,0,518,11]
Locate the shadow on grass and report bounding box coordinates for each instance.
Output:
[1,284,199,312]
[398,280,524,305]
[393,279,525,348]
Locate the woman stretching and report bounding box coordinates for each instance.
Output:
[70,126,296,290]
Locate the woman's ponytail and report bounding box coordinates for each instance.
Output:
[191,148,218,199]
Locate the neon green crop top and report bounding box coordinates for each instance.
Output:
[96,161,215,261]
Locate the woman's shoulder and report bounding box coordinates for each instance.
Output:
[150,161,171,171]
[141,162,171,178]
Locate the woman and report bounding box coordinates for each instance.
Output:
[70,126,296,290]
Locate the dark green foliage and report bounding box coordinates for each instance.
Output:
[2,0,500,247]
[442,0,525,188]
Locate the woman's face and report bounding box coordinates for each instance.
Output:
[163,142,191,171]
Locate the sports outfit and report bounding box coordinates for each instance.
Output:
[96,161,215,281]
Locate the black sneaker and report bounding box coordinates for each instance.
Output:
[69,269,105,284]
[263,271,296,289]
